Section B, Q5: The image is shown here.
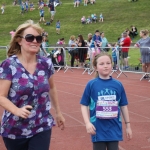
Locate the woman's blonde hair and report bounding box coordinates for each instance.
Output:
[140,29,149,36]
[7,20,43,57]
[93,52,112,78]
[70,35,75,41]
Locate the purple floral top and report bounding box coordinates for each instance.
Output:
[0,55,55,139]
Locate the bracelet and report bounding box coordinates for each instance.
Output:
[125,122,130,124]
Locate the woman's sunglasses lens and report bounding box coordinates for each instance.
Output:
[25,34,42,43]
[25,34,34,42]
[36,36,42,43]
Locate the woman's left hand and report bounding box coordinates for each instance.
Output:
[55,112,65,130]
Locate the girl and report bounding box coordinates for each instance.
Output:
[80,53,132,150]
[111,43,119,70]
[39,8,45,23]
[99,13,104,22]
[76,34,87,67]
[1,4,5,14]
[81,16,86,24]
[84,0,88,6]
[56,20,60,34]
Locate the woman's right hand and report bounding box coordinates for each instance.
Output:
[85,122,96,135]
[15,105,33,119]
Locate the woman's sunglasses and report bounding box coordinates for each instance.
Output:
[20,34,42,43]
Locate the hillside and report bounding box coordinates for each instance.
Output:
[0,0,150,46]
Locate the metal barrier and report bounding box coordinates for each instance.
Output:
[0,46,8,62]
[42,46,67,72]
[116,46,150,81]
[0,45,150,82]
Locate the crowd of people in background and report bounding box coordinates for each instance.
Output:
[2,0,149,79]
[81,13,103,24]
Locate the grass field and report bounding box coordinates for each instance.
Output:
[0,0,149,64]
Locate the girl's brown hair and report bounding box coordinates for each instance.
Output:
[7,20,43,57]
[93,52,112,78]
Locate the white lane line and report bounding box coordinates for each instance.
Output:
[62,112,85,126]
[119,146,125,150]
[57,90,81,97]
[129,111,150,120]
[56,81,86,86]
[130,98,150,104]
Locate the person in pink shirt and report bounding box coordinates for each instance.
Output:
[9,29,16,39]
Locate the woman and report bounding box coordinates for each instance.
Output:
[0,20,65,150]
[134,29,150,79]
[76,34,87,67]
[101,32,110,52]
[68,35,78,67]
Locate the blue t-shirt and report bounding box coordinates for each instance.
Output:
[40,9,44,16]
[92,35,102,47]
[112,47,117,62]
[80,77,128,142]
[56,22,60,28]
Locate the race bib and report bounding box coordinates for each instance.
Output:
[96,95,118,119]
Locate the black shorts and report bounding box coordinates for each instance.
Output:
[122,51,128,58]
[93,141,119,150]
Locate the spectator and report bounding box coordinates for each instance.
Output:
[86,33,93,60]
[1,4,5,14]
[29,2,35,11]
[20,1,25,15]
[84,0,88,6]
[48,2,56,22]
[56,20,60,34]
[13,0,17,5]
[77,34,87,67]
[120,32,131,69]
[81,16,86,24]
[134,29,150,79]
[93,14,98,23]
[42,29,48,37]
[99,13,103,22]
[101,32,110,52]
[86,16,92,24]
[111,43,119,70]
[74,0,80,7]
[39,8,45,23]
[68,35,78,67]
[9,29,16,39]
[57,38,65,45]
[130,25,138,39]
[76,34,87,67]
[92,30,102,55]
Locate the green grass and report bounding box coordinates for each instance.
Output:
[0,0,149,64]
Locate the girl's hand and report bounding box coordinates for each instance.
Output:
[15,105,33,119]
[55,112,65,130]
[126,127,132,140]
[85,122,96,135]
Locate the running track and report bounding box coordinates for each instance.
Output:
[0,69,150,150]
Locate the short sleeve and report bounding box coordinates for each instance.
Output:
[0,60,13,81]
[136,39,141,46]
[80,82,91,106]
[46,58,55,78]
[119,83,128,106]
